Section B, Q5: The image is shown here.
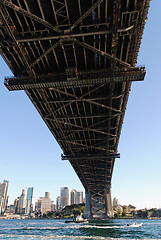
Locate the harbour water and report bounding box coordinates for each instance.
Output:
[0,218,161,239]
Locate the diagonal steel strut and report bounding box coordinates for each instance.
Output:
[73,38,132,67]
[0,0,59,32]
[68,0,105,32]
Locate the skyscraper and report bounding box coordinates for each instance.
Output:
[18,187,28,214]
[76,191,83,204]
[37,192,51,214]
[45,192,51,199]
[56,196,60,212]
[31,196,36,213]
[0,180,9,215]
[71,189,77,205]
[113,197,120,207]
[51,201,56,211]
[25,187,33,215]
[60,187,69,209]
[14,198,19,214]
[22,188,28,209]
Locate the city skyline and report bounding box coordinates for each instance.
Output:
[0,1,161,210]
[0,179,86,216]
[0,180,84,209]
[1,179,161,213]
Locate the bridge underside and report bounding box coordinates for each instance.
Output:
[5,68,145,218]
[0,0,150,218]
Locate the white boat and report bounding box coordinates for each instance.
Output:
[127,222,143,227]
[65,215,88,223]
[75,215,88,223]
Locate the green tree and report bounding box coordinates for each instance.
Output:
[122,205,129,217]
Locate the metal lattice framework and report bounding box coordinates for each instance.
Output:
[0,0,150,218]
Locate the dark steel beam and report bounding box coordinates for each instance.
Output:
[62,153,120,160]
[0,0,59,32]
[17,28,113,43]
[48,118,116,136]
[73,38,132,67]
[68,0,105,32]
[29,40,62,69]
[45,113,119,120]
[5,67,145,91]
[0,5,35,75]
[56,128,117,137]
[58,137,108,142]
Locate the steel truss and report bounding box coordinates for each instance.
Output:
[0,0,151,218]
[5,67,145,90]
[52,0,70,27]
[0,0,59,32]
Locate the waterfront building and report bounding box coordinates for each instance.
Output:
[35,201,38,213]
[45,192,51,199]
[76,191,83,204]
[113,198,120,208]
[0,180,9,215]
[31,196,36,212]
[17,194,23,214]
[37,192,51,214]
[8,205,15,213]
[0,196,3,214]
[6,196,9,209]
[60,187,69,209]
[25,187,33,215]
[71,189,77,205]
[22,188,28,209]
[13,198,19,214]
[56,196,60,212]
[17,187,28,214]
[14,187,34,215]
[51,201,56,211]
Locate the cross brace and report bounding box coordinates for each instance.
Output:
[17,25,135,43]
[61,153,120,161]
[0,0,59,32]
[4,67,145,91]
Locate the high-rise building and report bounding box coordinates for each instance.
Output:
[45,192,51,199]
[37,192,51,214]
[113,198,120,207]
[0,180,9,215]
[0,196,3,215]
[76,191,83,204]
[25,187,33,215]
[17,187,28,214]
[22,188,28,209]
[17,194,23,214]
[60,187,69,209]
[71,189,77,205]
[35,201,38,213]
[56,196,60,212]
[14,198,19,214]
[51,201,56,211]
[31,196,36,213]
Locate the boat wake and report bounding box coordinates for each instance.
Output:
[0,234,132,240]
[5,222,143,231]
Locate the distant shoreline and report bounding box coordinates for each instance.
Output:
[0,216,161,220]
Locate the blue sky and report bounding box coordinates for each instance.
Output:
[0,1,160,209]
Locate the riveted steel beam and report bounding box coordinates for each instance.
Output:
[61,153,120,160]
[0,0,59,32]
[68,0,105,32]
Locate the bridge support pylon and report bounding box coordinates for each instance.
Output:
[84,189,114,219]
